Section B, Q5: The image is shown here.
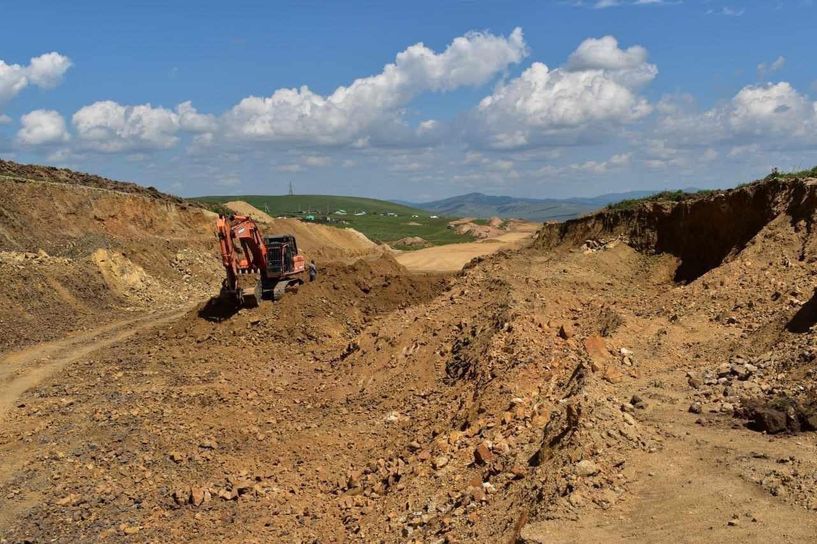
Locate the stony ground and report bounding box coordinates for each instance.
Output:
[2,172,817,543]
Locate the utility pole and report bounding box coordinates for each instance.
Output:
[288,180,294,196]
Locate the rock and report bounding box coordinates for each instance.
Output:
[199,439,217,450]
[717,363,732,378]
[688,376,703,389]
[747,406,788,434]
[603,367,623,384]
[190,486,210,506]
[558,323,575,340]
[56,493,80,507]
[509,464,527,479]
[120,524,140,535]
[172,488,189,506]
[473,443,494,465]
[575,459,600,477]
[732,365,751,381]
[630,395,646,409]
[689,402,702,414]
[169,451,183,464]
[432,456,449,470]
[583,335,608,363]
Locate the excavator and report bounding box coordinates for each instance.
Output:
[216,214,305,306]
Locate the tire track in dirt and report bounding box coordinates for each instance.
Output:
[0,307,191,420]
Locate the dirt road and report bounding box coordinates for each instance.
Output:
[395,224,538,272]
[0,308,190,420]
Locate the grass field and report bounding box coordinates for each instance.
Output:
[195,194,472,248]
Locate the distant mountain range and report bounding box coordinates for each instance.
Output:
[395,190,662,221]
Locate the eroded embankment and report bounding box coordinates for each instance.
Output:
[535,176,817,282]
[0,175,220,352]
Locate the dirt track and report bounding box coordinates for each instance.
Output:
[395,224,538,272]
[0,308,191,420]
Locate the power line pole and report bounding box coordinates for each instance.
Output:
[288,180,294,196]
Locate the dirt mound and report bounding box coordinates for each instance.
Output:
[448,218,503,239]
[0,159,188,203]
[0,173,219,352]
[223,200,276,222]
[224,200,380,262]
[394,236,430,248]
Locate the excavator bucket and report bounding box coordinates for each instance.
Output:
[239,281,263,308]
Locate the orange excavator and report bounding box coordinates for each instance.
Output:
[216,214,305,306]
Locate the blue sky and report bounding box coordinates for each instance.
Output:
[1,0,816,200]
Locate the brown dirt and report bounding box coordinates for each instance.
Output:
[2,170,817,543]
[224,200,382,262]
[396,222,538,272]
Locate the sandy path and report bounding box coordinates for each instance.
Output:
[521,382,817,543]
[396,227,538,273]
[0,308,189,420]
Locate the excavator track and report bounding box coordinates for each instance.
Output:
[272,278,303,301]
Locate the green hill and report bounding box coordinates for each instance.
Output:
[195,194,470,248]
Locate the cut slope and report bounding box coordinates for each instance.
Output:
[0,169,220,352]
[536,175,815,283]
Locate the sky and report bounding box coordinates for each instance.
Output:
[1,0,816,201]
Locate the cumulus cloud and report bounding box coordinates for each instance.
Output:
[16,109,69,145]
[0,113,11,125]
[657,82,817,148]
[0,52,71,105]
[470,36,656,149]
[176,101,217,133]
[223,28,527,146]
[71,100,215,152]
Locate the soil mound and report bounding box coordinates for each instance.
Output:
[394,236,430,248]
[0,159,188,203]
[224,200,380,261]
[0,168,219,352]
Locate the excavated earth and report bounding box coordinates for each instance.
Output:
[2,168,817,543]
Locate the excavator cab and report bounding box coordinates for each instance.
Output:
[265,234,300,275]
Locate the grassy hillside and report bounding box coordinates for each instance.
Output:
[196,194,471,248]
[405,191,660,221]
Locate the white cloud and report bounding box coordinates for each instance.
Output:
[301,154,331,167]
[16,109,69,145]
[176,101,217,133]
[0,113,11,125]
[72,101,179,151]
[708,6,745,16]
[757,56,786,80]
[576,0,679,7]
[223,28,527,146]
[657,82,817,148]
[471,36,656,149]
[71,100,215,152]
[0,52,71,105]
